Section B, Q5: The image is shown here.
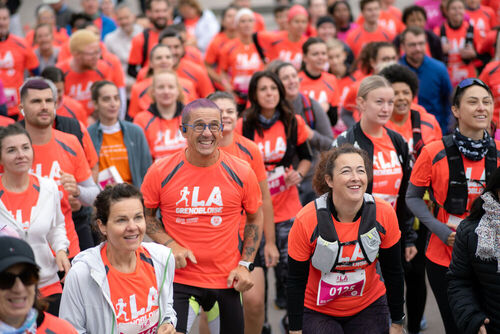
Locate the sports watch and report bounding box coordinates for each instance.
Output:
[238,260,255,272]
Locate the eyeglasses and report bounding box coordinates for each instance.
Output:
[0,269,39,290]
[453,78,491,105]
[183,122,223,133]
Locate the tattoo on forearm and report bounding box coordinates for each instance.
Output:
[243,224,260,257]
[145,208,165,235]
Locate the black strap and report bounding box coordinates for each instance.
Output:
[410,109,424,158]
[252,32,267,64]
[141,28,150,68]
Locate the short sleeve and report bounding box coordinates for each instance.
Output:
[25,47,39,71]
[128,33,144,65]
[141,162,161,209]
[80,124,98,168]
[241,167,263,215]
[295,115,309,145]
[250,146,267,182]
[409,146,433,187]
[288,208,315,261]
[205,36,220,65]
[377,200,401,249]
[71,139,92,182]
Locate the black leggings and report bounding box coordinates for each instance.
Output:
[173,283,244,334]
[404,225,428,333]
[426,259,458,334]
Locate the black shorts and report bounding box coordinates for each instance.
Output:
[173,282,244,334]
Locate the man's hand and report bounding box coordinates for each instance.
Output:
[169,240,197,269]
[405,245,418,262]
[285,167,302,188]
[389,323,404,334]
[446,222,458,247]
[60,172,80,197]
[264,242,279,267]
[68,195,82,212]
[478,318,489,334]
[227,265,254,292]
[55,250,71,282]
[157,322,176,334]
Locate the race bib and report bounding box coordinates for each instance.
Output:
[372,193,398,208]
[267,166,287,196]
[117,309,159,334]
[317,270,366,306]
[447,214,463,230]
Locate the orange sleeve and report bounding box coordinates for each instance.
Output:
[205,35,220,65]
[25,46,39,71]
[196,67,215,98]
[141,162,161,209]
[80,122,98,168]
[327,77,340,107]
[68,136,92,182]
[110,55,125,87]
[250,145,267,182]
[242,166,263,215]
[218,44,230,72]
[254,31,275,51]
[479,64,490,82]
[128,83,142,119]
[128,34,144,66]
[295,114,309,145]
[57,43,72,63]
[409,146,433,187]
[377,199,401,249]
[288,206,315,261]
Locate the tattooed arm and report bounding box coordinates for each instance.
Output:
[145,207,197,269]
[227,206,263,292]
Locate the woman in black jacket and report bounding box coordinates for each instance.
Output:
[448,166,500,334]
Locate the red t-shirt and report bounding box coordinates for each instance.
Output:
[31,130,92,257]
[128,29,160,68]
[288,197,400,316]
[141,149,262,288]
[101,244,160,332]
[235,115,309,222]
[0,34,39,116]
[254,30,307,69]
[410,139,500,267]
[133,109,186,160]
[345,25,393,57]
[479,60,500,126]
[298,71,340,109]
[466,5,497,38]
[356,10,405,37]
[219,40,264,95]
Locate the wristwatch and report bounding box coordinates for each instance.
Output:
[238,260,255,272]
[392,314,406,325]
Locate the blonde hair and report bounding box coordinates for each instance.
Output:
[69,30,99,54]
[150,70,185,104]
[326,38,344,52]
[357,75,391,99]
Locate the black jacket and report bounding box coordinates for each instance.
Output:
[448,218,500,334]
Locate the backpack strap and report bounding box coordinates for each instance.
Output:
[300,93,315,129]
[442,135,468,215]
[141,28,150,68]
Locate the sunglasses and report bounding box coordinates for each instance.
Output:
[0,269,39,290]
[453,78,491,105]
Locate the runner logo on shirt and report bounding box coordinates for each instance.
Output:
[278,50,302,69]
[154,129,186,152]
[372,150,401,176]
[0,51,13,69]
[258,137,286,163]
[466,167,485,195]
[175,186,223,214]
[235,53,261,70]
[68,82,92,101]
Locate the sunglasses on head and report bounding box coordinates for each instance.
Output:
[0,269,39,290]
[453,78,491,105]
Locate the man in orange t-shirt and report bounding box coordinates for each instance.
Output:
[141,99,263,334]
[159,30,215,99]
[346,0,394,57]
[19,78,100,257]
[127,0,170,77]
[0,5,39,119]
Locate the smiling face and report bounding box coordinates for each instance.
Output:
[447,0,465,26]
[256,77,280,113]
[328,46,347,76]
[278,64,300,99]
[98,197,146,254]
[152,72,179,108]
[95,84,121,124]
[0,134,33,175]
[237,13,255,37]
[358,86,394,127]
[391,82,412,117]
[304,42,328,73]
[452,85,493,136]
[150,46,174,72]
[214,98,238,135]
[0,264,37,328]
[288,14,308,38]
[182,107,223,160]
[317,22,336,41]
[326,152,368,205]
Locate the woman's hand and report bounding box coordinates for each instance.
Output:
[405,245,418,262]
[389,323,404,334]
[264,242,280,267]
[157,322,176,334]
[478,318,489,334]
[285,168,303,188]
[60,172,80,197]
[56,250,71,282]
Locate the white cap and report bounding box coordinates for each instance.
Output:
[43,0,61,4]
[234,8,254,25]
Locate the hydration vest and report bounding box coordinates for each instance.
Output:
[310,193,385,273]
[439,134,497,215]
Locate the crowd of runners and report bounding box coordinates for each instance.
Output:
[0,0,500,333]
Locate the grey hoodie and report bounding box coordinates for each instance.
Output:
[60,242,176,333]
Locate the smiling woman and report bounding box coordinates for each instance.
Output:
[59,183,176,334]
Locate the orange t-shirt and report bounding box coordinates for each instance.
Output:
[466,5,497,38]
[128,76,197,119]
[337,74,358,107]
[99,131,132,184]
[37,312,78,333]
[365,129,403,208]
[57,41,108,64]
[25,26,69,47]
[298,71,340,109]
[356,10,405,37]
[0,34,39,117]
[479,60,500,126]
[345,25,393,57]
[0,115,14,126]
[101,244,160,332]
[385,111,442,157]
[184,17,199,43]
[185,45,204,67]
[410,139,500,267]
[57,59,116,117]
[340,79,363,122]
[58,96,88,126]
[205,32,236,91]
[235,115,309,222]
[288,197,400,316]
[254,30,307,69]
[219,40,264,95]
[254,12,266,32]
[31,130,92,258]
[101,49,126,89]
[133,107,186,160]
[128,29,160,68]
[433,21,480,86]
[141,149,262,288]
[176,58,215,99]
[0,175,40,231]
